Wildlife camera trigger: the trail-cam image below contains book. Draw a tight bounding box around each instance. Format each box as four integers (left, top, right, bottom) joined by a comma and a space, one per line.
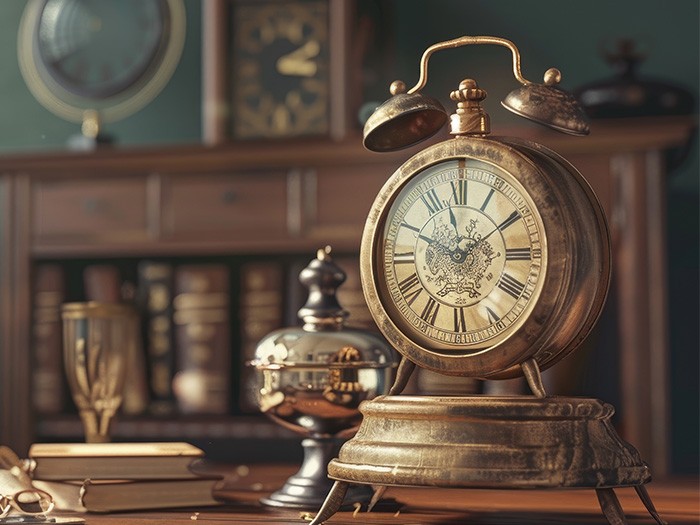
137, 261, 177, 414
238, 261, 285, 413
83, 263, 149, 415
28, 442, 204, 481
31, 264, 66, 414
172, 264, 231, 414
35, 477, 221, 513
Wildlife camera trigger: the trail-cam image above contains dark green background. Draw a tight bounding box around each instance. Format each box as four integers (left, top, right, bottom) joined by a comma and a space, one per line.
0, 0, 697, 473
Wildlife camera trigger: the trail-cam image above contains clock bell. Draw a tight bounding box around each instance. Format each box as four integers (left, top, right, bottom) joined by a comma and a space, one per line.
308, 36, 666, 525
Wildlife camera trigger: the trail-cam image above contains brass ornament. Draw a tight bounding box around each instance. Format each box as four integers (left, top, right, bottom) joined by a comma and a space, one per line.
309, 37, 665, 525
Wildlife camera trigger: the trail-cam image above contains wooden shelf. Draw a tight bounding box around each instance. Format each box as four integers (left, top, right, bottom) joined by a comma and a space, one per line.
35, 414, 298, 441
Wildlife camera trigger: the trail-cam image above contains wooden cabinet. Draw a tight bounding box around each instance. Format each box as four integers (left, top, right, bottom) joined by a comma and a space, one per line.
0, 118, 694, 472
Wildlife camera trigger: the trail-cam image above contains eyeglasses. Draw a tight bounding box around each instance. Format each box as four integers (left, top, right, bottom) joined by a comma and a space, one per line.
0, 488, 54, 521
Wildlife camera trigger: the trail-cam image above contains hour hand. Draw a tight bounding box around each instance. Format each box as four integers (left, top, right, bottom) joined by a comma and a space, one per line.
276, 40, 320, 77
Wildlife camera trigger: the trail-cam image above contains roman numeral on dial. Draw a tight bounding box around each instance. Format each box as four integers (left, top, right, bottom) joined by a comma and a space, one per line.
420, 188, 444, 215
453, 306, 467, 332
420, 297, 440, 324
450, 179, 468, 206
394, 251, 415, 264
497, 273, 526, 300
505, 248, 531, 261
398, 273, 422, 305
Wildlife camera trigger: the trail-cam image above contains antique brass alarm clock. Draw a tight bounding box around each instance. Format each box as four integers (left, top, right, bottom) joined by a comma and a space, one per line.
309, 37, 666, 525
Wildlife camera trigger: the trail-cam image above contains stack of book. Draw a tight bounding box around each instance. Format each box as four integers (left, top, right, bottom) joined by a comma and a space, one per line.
29, 442, 222, 513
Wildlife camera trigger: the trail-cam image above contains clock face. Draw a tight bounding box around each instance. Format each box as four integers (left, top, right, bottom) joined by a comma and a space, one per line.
379, 158, 547, 354
232, 0, 330, 139
34, 0, 167, 99
18, 0, 185, 123
362, 136, 611, 379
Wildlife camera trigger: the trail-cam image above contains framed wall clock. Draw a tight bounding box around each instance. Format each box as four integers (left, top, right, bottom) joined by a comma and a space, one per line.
231, 0, 330, 139
18, 0, 186, 128
202, 0, 353, 143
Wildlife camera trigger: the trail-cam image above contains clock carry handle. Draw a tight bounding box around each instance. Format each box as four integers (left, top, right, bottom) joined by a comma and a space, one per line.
401, 35, 590, 137
407, 35, 542, 94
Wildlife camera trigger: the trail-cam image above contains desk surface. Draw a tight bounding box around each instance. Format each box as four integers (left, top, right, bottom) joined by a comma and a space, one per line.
54, 465, 699, 525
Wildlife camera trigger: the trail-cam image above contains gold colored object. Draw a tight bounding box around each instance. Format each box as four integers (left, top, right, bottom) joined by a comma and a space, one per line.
248, 248, 396, 509
61, 302, 137, 443
309, 37, 665, 525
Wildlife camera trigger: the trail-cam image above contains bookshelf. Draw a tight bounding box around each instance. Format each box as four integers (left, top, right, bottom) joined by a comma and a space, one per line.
0, 117, 694, 470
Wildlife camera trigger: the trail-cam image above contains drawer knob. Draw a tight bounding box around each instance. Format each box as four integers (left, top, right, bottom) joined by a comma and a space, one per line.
222, 190, 237, 204
82, 198, 104, 214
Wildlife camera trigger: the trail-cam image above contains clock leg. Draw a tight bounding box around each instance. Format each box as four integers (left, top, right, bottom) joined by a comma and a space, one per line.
389, 357, 416, 395
308, 480, 349, 525
634, 485, 667, 525
521, 358, 547, 398
367, 485, 388, 512
595, 488, 628, 525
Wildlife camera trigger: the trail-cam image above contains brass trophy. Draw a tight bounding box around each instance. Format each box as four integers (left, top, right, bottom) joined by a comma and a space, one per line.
61, 302, 136, 443
309, 37, 666, 525
249, 247, 396, 509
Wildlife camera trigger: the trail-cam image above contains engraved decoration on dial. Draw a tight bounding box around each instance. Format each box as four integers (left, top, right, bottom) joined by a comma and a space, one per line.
382, 159, 546, 352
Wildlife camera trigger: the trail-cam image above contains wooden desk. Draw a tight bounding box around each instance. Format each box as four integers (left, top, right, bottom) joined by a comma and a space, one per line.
52, 465, 699, 524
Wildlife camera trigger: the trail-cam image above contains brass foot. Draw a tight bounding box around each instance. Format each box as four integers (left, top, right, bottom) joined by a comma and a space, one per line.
596, 488, 628, 525
308, 480, 348, 525
634, 485, 667, 525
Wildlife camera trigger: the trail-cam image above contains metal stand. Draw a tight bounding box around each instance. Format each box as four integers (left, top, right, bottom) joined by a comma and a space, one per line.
260, 437, 372, 510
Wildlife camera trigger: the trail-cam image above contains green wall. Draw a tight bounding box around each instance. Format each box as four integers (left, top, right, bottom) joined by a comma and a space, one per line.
0, 0, 202, 151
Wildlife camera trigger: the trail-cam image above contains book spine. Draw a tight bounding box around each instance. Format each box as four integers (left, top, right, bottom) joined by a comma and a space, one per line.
172, 264, 230, 414
31, 264, 66, 414
83, 264, 150, 415
238, 261, 284, 413
137, 261, 176, 415
82, 264, 122, 302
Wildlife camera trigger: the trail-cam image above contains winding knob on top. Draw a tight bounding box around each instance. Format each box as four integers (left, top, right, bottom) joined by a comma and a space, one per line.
449, 78, 491, 136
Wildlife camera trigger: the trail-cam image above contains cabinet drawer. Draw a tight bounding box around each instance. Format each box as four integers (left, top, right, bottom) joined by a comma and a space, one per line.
162, 172, 290, 238
32, 177, 149, 240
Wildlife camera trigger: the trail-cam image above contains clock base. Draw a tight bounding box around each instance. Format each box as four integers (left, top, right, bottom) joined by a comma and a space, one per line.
309, 395, 666, 525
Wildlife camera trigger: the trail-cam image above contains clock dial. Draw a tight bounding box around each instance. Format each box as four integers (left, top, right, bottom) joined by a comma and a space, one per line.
232, 0, 330, 139
18, 0, 185, 123
35, 0, 167, 99
380, 158, 546, 354
361, 136, 610, 379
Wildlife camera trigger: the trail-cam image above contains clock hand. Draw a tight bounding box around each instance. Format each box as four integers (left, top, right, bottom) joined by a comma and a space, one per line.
276, 40, 320, 77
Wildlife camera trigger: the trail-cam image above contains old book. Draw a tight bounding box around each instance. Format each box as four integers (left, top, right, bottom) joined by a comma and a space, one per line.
83, 263, 150, 415
137, 261, 177, 415
238, 261, 285, 413
82, 264, 123, 302
29, 442, 204, 481
172, 264, 230, 414
35, 477, 221, 513
31, 264, 66, 414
